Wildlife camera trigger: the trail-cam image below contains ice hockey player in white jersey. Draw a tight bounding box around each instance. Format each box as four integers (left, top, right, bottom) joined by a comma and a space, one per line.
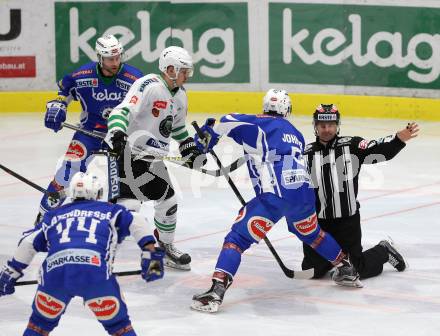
105, 46, 206, 270
0, 172, 165, 335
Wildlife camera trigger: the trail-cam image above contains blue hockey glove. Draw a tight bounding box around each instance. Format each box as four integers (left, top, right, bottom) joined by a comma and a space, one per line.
141, 248, 165, 282
45, 100, 67, 132
194, 118, 220, 153
0, 264, 23, 296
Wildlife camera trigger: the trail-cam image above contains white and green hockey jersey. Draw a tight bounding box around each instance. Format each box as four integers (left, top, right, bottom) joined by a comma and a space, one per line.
107, 73, 190, 156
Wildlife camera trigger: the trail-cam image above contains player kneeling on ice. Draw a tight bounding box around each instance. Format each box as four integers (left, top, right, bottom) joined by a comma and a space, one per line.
0, 172, 165, 336
190, 89, 363, 313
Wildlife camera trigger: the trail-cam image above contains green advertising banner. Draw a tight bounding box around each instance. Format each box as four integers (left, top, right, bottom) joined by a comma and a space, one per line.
55, 1, 249, 83
269, 3, 440, 89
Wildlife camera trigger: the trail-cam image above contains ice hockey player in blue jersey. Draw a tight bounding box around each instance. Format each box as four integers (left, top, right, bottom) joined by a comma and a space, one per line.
0, 172, 165, 335
37, 34, 143, 222
190, 89, 362, 313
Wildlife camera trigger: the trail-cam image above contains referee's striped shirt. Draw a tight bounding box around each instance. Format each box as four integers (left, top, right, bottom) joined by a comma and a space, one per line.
303, 134, 405, 219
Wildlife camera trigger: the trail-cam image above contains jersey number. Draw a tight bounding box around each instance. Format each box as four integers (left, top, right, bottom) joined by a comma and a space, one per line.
56, 217, 99, 244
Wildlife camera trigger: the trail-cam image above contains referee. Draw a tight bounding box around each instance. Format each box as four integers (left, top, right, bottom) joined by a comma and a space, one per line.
302, 104, 419, 279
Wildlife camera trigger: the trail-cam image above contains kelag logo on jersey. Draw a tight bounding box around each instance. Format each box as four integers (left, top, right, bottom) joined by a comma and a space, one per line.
55, 1, 249, 83
92, 89, 123, 102
269, 4, 440, 89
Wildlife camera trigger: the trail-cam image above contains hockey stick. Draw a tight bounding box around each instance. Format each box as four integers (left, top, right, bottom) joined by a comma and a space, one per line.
192, 121, 313, 280
62, 122, 245, 177
16, 270, 142, 286
0, 163, 51, 195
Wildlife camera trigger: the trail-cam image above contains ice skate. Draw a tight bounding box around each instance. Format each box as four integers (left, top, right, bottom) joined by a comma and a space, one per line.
155, 230, 191, 271
379, 239, 407, 272
191, 272, 232, 313
332, 257, 363, 288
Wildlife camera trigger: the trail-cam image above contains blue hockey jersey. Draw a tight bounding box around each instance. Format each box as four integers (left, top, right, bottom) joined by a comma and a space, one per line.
215, 114, 312, 199
12, 200, 154, 284
57, 62, 143, 132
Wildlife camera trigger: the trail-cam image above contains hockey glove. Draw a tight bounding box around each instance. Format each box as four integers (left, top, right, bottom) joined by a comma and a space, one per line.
107, 130, 128, 160
44, 100, 67, 132
141, 248, 165, 282
179, 137, 207, 169
194, 118, 220, 154
0, 263, 23, 296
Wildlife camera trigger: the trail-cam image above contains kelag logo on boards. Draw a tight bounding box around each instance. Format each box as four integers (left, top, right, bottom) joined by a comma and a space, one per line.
269, 4, 440, 89
55, 1, 249, 83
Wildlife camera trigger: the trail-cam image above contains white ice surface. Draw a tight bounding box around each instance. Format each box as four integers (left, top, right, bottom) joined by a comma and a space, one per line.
0, 113, 439, 335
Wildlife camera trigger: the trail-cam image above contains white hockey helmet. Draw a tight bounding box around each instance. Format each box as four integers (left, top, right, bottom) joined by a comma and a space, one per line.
158, 46, 193, 78
262, 89, 292, 118
69, 172, 104, 201
95, 34, 124, 65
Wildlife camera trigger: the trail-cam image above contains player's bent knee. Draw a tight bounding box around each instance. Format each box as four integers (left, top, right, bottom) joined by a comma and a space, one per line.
289, 213, 319, 243
224, 231, 252, 252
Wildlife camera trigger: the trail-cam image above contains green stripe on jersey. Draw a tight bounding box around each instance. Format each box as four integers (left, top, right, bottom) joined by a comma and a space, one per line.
172, 130, 189, 141
172, 125, 186, 133
108, 121, 127, 132
154, 219, 176, 232
108, 114, 129, 127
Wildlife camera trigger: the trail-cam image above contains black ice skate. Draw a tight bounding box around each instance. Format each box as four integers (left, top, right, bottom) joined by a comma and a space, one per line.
191, 271, 233, 313
332, 257, 363, 288
379, 239, 407, 272
154, 229, 191, 271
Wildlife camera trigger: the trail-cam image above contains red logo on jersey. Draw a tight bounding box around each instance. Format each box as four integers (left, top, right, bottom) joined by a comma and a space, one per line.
86, 296, 120, 321
129, 95, 138, 104
234, 207, 247, 223
153, 101, 168, 109
91, 255, 100, 265
247, 216, 274, 241
152, 108, 160, 117
293, 213, 318, 236
123, 72, 138, 81
358, 139, 368, 150
65, 140, 87, 162
72, 69, 93, 78
35, 291, 65, 319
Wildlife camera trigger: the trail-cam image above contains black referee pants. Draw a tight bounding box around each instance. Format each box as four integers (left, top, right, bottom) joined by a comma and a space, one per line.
301, 212, 389, 280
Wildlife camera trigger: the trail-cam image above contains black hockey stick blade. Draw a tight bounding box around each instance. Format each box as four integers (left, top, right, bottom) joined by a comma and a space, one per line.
0, 163, 48, 194
15, 269, 142, 286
